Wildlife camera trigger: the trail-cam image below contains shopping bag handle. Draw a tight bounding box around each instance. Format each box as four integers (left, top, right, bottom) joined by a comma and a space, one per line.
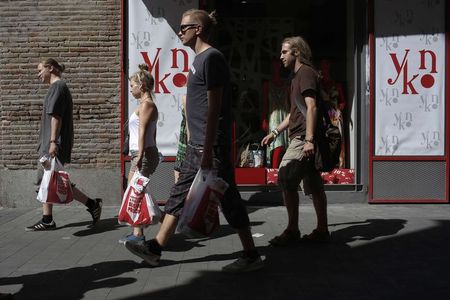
50, 157, 64, 171
199, 168, 217, 182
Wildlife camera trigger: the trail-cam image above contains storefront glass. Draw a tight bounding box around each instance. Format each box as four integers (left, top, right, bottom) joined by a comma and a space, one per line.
202, 0, 355, 185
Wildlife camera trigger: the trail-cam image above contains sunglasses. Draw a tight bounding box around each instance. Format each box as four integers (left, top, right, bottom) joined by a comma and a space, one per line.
179, 23, 199, 34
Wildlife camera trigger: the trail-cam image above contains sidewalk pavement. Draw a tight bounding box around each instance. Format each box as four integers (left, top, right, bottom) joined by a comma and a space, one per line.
1, 203, 450, 300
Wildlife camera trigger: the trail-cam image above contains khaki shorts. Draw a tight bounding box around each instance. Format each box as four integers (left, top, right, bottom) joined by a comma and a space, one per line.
129, 146, 159, 177
278, 136, 324, 195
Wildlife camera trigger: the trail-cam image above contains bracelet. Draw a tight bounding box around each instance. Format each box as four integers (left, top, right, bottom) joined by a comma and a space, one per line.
271, 129, 279, 137
50, 140, 59, 144
304, 139, 314, 144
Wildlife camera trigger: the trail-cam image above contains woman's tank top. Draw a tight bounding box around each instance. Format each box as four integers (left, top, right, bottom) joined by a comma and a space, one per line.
129, 111, 157, 150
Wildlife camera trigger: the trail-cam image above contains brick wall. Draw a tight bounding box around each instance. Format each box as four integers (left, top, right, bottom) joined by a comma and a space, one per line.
0, 0, 122, 170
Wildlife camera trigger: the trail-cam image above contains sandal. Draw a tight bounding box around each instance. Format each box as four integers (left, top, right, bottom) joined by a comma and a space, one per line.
302, 229, 330, 243
269, 230, 301, 246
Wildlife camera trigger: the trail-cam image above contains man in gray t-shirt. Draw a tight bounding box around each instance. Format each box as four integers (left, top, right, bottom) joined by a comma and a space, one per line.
26, 59, 102, 232
185, 47, 232, 147
37, 80, 73, 165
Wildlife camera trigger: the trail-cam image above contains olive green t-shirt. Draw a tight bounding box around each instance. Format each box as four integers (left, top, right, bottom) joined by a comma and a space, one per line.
288, 64, 319, 140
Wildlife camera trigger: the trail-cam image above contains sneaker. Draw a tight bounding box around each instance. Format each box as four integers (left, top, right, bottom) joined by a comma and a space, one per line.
87, 198, 103, 225
125, 241, 160, 266
118, 233, 145, 245
25, 220, 56, 231
301, 229, 331, 243
222, 255, 264, 273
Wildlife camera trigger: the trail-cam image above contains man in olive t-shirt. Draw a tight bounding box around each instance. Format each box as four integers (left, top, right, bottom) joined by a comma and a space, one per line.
261, 36, 330, 245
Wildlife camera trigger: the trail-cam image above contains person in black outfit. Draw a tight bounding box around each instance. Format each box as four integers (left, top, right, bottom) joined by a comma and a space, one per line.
125, 9, 264, 273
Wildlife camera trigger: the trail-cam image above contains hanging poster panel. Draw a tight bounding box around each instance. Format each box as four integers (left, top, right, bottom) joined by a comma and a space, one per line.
374, 0, 446, 156
128, 0, 197, 156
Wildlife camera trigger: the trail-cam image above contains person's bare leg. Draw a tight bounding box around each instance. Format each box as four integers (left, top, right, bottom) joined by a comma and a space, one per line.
237, 226, 256, 251
43, 203, 53, 216
72, 187, 88, 204
155, 214, 178, 247
311, 191, 328, 232
268, 189, 300, 245
133, 227, 144, 237
283, 189, 300, 232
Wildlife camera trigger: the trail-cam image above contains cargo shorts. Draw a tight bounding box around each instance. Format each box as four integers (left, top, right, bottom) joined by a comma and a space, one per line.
278, 136, 324, 195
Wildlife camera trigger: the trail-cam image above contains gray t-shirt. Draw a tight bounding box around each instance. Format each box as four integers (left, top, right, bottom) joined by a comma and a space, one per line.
37, 80, 74, 164
186, 47, 232, 146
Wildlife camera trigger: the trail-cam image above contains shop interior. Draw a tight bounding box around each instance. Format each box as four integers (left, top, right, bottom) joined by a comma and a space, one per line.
201, 0, 354, 185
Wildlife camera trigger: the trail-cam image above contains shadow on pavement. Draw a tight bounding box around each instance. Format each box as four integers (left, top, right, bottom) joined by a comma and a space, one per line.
55, 217, 126, 237
2, 219, 450, 299
122, 219, 450, 300
71, 218, 126, 237
0, 260, 145, 300
330, 218, 407, 242
163, 221, 265, 252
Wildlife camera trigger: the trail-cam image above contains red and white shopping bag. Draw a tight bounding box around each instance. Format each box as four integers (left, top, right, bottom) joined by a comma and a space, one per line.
177, 169, 229, 237
118, 171, 162, 227
37, 157, 74, 204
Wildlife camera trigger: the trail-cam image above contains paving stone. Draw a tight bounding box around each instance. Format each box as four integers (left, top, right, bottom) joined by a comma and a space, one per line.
1, 204, 450, 299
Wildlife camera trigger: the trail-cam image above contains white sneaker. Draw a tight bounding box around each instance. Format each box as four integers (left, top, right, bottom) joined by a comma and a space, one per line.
222, 255, 264, 273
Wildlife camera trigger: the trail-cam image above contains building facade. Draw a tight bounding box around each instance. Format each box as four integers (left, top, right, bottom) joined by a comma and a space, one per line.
1, 0, 448, 207
0, 0, 122, 207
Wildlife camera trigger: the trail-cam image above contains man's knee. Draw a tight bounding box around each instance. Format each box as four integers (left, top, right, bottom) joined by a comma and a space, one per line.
278, 165, 301, 191
312, 191, 327, 202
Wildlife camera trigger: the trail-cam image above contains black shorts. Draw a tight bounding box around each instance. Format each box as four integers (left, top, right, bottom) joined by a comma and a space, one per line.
164, 144, 250, 229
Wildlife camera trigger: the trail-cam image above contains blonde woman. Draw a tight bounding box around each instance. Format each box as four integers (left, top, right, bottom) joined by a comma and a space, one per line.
119, 64, 160, 244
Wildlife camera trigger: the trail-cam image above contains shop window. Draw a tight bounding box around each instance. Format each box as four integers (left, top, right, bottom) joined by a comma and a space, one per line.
202, 0, 353, 185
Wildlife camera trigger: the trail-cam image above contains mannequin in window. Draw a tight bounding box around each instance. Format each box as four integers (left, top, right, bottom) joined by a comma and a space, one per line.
319, 58, 346, 168
262, 59, 289, 168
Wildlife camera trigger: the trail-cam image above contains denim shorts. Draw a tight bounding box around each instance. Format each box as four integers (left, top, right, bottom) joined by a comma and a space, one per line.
278, 136, 324, 195
164, 144, 250, 229
129, 146, 159, 177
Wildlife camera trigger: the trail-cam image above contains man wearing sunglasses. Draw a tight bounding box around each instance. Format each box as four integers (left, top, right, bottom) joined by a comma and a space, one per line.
125, 9, 264, 273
